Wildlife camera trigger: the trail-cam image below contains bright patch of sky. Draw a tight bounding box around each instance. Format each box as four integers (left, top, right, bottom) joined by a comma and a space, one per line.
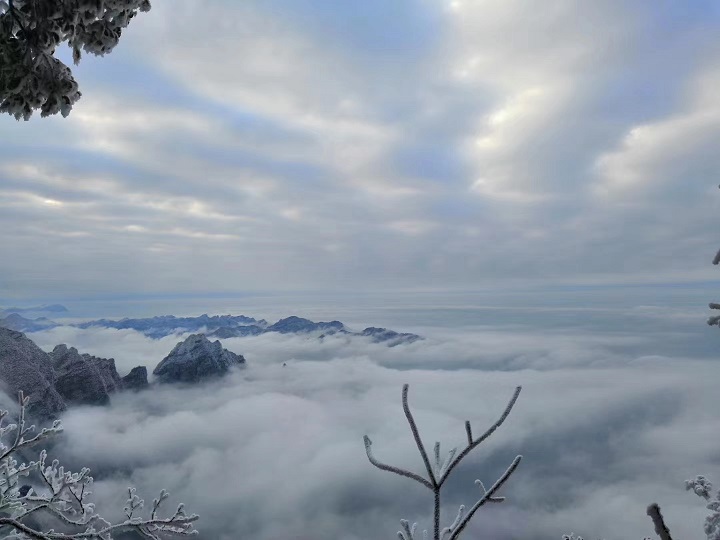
1, 1, 720, 299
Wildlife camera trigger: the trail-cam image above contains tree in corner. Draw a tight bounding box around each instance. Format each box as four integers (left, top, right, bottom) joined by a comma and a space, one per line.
0, 0, 151, 120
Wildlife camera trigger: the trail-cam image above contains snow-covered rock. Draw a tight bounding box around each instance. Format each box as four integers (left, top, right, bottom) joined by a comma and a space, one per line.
0, 328, 66, 418
49, 345, 123, 406
153, 334, 245, 384
122, 366, 149, 391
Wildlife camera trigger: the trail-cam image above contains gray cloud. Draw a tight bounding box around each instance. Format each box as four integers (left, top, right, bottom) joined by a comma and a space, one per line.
1, 2, 718, 298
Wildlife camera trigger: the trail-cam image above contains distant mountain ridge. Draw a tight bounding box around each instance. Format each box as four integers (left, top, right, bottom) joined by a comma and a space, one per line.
0, 313, 58, 332
76, 314, 266, 339
82, 314, 421, 345
0, 313, 422, 346
1, 304, 68, 315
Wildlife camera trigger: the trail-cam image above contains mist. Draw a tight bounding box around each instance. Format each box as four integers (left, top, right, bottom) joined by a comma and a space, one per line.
20, 300, 720, 540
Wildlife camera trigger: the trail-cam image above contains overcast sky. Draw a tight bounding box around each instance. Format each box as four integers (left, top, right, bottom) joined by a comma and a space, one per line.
2, 1, 720, 300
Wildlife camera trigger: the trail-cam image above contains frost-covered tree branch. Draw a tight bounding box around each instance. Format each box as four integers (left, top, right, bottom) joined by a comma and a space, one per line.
364, 384, 522, 540
709, 186, 720, 325
686, 475, 720, 540
0, 0, 151, 120
646, 503, 673, 540
0, 390, 198, 539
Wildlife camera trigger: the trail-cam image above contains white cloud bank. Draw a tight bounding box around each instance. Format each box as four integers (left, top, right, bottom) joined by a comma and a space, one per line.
16, 321, 720, 540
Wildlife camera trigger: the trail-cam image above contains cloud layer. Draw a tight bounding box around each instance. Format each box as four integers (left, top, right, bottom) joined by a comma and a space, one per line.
18, 302, 720, 540
1, 1, 719, 298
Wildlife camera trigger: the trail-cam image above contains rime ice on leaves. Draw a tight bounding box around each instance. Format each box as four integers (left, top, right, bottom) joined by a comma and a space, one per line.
0, 390, 199, 539
687, 475, 720, 540
0, 0, 151, 119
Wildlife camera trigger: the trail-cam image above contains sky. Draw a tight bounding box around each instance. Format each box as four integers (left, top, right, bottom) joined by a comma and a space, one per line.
3, 4, 720, 538
2, 1, 720, 300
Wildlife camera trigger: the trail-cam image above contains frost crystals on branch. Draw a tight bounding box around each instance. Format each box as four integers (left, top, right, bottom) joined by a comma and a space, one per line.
709, 186, 720, 326
687, 475, 720, 540
0, 390, 199, 539
0, 0, 152, 119
364, 383, 522, 540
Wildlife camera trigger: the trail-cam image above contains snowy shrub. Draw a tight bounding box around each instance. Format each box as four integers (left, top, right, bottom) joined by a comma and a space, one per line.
687, 475, 720, 540
0, 0, 151, 120
0, 390, 198, 539
364, 383, 522, 540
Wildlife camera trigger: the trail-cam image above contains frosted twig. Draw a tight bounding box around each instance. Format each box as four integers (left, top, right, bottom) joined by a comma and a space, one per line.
364, 384, 522, 540
440, 505, 464, 540
686, 475, 720, 540
364, 436, 433, 490
402, 385, 437, 487
646, 503, 673, 540
0, 389, 199, 539
439, 386, 522, 487
448, 455, 522, 540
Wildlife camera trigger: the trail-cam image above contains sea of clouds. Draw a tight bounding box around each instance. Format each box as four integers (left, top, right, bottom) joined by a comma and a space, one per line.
17, 299, 720, 540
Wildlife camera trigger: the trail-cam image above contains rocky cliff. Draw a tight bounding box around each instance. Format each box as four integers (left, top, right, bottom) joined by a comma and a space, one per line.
49, 345, 123, 406
122, 366, 149, 391
0, 328, 66, 418
153, 334, 245, 384
0, 328, 152, 416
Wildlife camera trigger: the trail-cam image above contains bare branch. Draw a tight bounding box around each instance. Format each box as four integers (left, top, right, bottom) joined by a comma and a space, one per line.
364, 436, 433, 490
646, 503, 673, 540
474, 479, 505, 503
448, 455, 522, 540
365, 384, 522, 540
439, 386, 522, 487
398, 519, 418, 540
0, 517, 51, 539
402, 384, 437, 487
440, 505, 464, 540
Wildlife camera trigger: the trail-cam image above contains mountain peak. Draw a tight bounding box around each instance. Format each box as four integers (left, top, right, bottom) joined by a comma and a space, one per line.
0, 328, 66, 418
153, 334, 245, 384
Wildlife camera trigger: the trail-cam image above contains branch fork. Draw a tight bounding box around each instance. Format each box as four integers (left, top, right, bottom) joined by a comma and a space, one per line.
364, 384, 522, 540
